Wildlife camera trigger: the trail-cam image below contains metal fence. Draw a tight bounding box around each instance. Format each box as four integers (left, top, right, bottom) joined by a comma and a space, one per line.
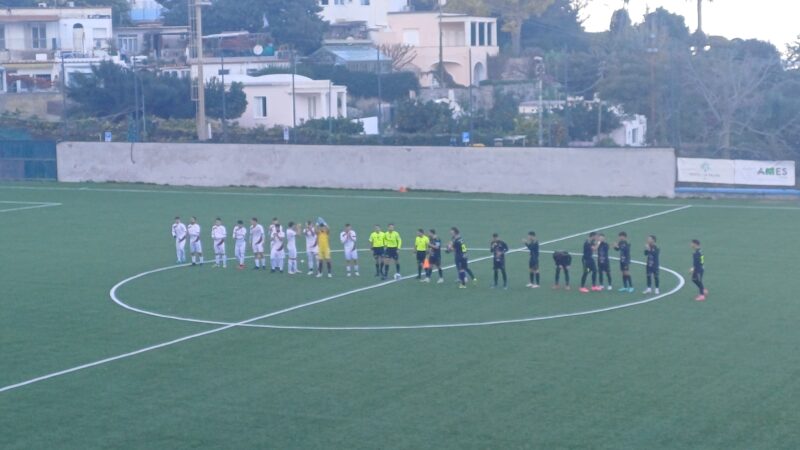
0, 140, 57, 180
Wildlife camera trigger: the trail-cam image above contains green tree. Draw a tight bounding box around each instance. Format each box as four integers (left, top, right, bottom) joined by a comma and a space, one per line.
159, 0, 326, 55
448, 0, 555, 56
394, 100, 454, 134
520, 0, 588, 52
67, 61, 246, 121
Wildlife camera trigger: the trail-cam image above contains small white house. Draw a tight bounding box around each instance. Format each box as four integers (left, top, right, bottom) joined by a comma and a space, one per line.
609, 114, 647, 147
318, 0, 410, 32
225, 74, 347, 129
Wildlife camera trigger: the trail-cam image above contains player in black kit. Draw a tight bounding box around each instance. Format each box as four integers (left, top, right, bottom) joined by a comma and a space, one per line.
580, 232, 599, 293
552, 250, 572, 290
643, 235, 660, 295
490, 233, 509, 289
425, 229, 444, 283
524, 231, 540, 288
614, 231, 634, 292
597, 233, 612, 290
691, 239, 708, 301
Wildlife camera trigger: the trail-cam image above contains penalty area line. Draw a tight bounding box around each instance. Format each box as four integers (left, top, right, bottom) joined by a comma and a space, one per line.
0, 205, 692, 394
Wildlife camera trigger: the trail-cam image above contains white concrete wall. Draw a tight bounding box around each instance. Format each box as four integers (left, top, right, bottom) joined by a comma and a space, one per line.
57, 142, 676, 198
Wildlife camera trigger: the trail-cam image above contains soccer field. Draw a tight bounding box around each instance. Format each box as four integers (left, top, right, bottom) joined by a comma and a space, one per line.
2, 182, 799, 449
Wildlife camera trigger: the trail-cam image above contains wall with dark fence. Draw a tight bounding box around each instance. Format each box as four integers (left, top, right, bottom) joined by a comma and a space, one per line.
0, 140, 57, 180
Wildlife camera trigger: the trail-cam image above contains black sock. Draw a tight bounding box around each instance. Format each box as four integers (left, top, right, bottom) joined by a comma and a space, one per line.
466, 268, 475, 279
647, 274, 652, 287
564, 269, 570, 285
555, 268, 561, 284
494, 270, 499, 285
438, 267, 443, 278
530, 273, 534, 283
375, 263, 380, 275
591, 271, 597, 286
501, 269, 507, 285
581, 271, 589, 287
327, 261, 332, 273
654, 275, 660, 288
418, 264, 422, 277
535, 272, 540, 284
396, 263, 400, 274
606, 272, 612, 285
599, 272, 604, 284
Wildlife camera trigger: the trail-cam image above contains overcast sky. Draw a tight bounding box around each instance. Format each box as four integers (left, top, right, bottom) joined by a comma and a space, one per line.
581, 0, 799, 51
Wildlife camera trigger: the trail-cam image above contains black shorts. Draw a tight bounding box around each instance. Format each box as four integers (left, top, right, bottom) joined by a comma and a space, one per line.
582, 258, 597, 272
456, 257, 469, 270
620, 261, 630, 272
429, 254, 441, 266
529, 258, 539, 270
647, 266, 659, 275
493, 259, 505, 269
598, 262, 610, 272
692, 270, 704, 283
416, 251, 427, 263
385, 248, 399, 260
372, 247, 384, 257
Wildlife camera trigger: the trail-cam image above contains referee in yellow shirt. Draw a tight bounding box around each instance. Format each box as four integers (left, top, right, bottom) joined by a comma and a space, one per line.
369, 225, 386, 277
382, 223, 402, 280
414, 228, 430, 281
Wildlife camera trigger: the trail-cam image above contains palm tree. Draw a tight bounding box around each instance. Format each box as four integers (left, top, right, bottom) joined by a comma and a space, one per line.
695, 0, 713, 34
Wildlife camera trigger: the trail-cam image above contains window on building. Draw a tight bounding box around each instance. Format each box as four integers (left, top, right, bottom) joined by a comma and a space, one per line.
470, 22, 477, 46
118, 35, 139, 54
631, 128, 639, 145
487, 23, 493, 46
0, 25, 5, 50
478, 22, 485, 46
334, 0, 344, 4
93, 28, 108, 49
254, 96, 268, 118
319, 0, 328, 5
31, 24, 47, 49
360, 0, 370, 4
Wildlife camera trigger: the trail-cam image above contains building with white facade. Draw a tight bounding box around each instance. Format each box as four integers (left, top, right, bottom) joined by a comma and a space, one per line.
318, 0, 409, 32
374, 11, 498, 87
0, 6, 114, 93
225, 74, 347, 129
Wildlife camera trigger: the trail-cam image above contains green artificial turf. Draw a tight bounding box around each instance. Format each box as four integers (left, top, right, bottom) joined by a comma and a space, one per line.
1, 182, 799, 449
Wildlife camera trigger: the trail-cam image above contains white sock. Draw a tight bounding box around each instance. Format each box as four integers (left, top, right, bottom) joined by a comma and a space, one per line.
346, 266, 351, 273
222, 255, 227, 266
354, 265, 359, 273
200, 256, 204, 264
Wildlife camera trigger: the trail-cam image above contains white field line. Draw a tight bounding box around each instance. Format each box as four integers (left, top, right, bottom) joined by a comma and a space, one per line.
0, 201, 61, 213
0, 205, 691, 394
3, 183, 800, 210
110, 252, 684, 330
0, 184, 681, 208
109, 205, 693, 329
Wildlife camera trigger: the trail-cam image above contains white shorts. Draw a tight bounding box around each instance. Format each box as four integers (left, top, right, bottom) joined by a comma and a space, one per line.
271, 248, 285, 258
287, 247, 298, 259
252, 243, 264, 254
176, 238, 186, 250
345, 248, 358, 261
189, 239, 202, 254
214, 239, 225, 254
235, 240, 246, 256
306, 247, 318, 255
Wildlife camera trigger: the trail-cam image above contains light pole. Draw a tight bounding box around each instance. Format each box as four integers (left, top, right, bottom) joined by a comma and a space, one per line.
291, 49, 297, 130
437, 0, 444, 87
534, 56, 544, 147
203, 32, 246, 143
376, 45, 383, 143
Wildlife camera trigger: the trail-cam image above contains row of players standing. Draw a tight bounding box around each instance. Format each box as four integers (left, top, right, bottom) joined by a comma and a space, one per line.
171, 217, 708, 301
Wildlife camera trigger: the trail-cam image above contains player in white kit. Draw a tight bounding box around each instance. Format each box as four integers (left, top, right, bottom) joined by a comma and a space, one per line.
211, 217, 227, 268
270, 223, 286, 273
232, 220, 247, 269
250, 217, 266, 270
187, 216, 203, 266
340, 224, 360, 277
303, 220, 319, 275
171, 216, 187, 263
286, 222, 300, 274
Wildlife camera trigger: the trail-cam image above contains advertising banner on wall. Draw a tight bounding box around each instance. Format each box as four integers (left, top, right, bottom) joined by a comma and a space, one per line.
677, 158, 796, 186
677, 158, 735, 184
733, 160, 795, 186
